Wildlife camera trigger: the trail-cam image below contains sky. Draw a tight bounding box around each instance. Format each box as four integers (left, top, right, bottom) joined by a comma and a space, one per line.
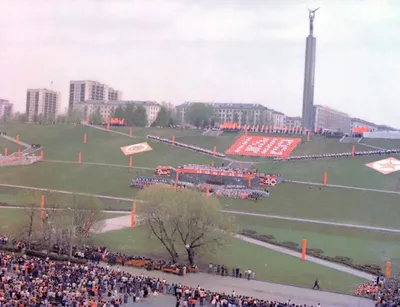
0, 0, 399, 127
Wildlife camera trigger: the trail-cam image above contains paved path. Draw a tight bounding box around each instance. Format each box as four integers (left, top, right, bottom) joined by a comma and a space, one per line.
222, 210, 400, 234
82, 123, 142, 139
96, 214, 374, 280
97, 263, 373, 307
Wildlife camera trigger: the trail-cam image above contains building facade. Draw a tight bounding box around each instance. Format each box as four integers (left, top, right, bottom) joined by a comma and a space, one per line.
26, 89, 60, 121
0, 99, 13, 120
284, 116, 302, 128
68, 80, 121, 112
351, 118, 379, 132
75, 100, 160, 126
176, 102, 278, 127
313, 105, 350, 133
271, 110, 285, 128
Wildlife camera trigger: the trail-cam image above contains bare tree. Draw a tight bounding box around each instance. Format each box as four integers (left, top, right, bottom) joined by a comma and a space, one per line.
23, 203, 37, 250
137, 186, 180, 263
137, 186, 232, 265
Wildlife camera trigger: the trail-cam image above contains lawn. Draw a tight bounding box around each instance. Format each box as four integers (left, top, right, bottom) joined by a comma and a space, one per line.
91, 226, 366, 294
255, 156, 400, 191
233, 215, 400, 270
0, 123, 224, 166
360, 138, 400, 149
0, 207, 124, 234
0, 165, 399, 228
0, 137, 23, 156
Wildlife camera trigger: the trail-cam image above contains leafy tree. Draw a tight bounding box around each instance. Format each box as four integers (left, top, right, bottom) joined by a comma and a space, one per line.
186, 103, 214, 128
17, 113, 28, 123
154, 106, 170, 127
123, 105, 135, 126
137, 186, 232, 265
37, 114, 46, 123
132, 105, 148, 127
89, 108, 103, 125
112, 106, 125, 119
66, 110, 82, 124
57, 114, 67, 124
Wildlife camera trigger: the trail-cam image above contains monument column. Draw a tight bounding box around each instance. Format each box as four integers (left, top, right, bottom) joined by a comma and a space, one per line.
302, 8, 319, 131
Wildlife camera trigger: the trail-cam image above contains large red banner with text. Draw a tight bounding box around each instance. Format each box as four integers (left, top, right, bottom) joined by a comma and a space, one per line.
225, 136, 301, 157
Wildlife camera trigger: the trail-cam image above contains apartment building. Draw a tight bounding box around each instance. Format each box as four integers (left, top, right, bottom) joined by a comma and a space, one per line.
68, 80, 122, 111
313, 105, 351, 133
26, 89, 60, 121
270, 110, 285, 128
284, 116, 302, 128
75, 100, 160, 126
0, 99, 13, 119
176, 102, 279, 126
351, 118, 379, 132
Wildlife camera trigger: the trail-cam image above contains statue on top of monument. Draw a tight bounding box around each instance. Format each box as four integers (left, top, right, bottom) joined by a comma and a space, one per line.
308, 7, 320, 36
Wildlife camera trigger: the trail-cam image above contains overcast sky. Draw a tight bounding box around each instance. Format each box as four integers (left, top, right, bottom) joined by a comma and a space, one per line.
0, 0, 399, 126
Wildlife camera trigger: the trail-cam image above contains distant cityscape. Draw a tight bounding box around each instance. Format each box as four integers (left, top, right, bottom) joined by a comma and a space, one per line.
0, 78, 397, 133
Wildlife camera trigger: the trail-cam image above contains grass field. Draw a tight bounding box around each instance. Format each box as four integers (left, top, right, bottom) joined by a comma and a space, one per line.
359, 138, 400, 149
0, 207, 124, 234
0, 123, 400, 294
0, 137, 23, 155
91, 226, 367, 294
0, 163, 399, 228
234, 215, 400, 270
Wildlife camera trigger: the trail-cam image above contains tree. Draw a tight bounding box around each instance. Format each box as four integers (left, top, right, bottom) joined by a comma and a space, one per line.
67, 110, 82, 124
17, 113, 28, 123
123, 105, 135, 126
23, 204, 37, 250
132, 105, 148, 127
137, 186, 232, 265
186, 103, 214, 128
112, 106, 125, 119
154, 106, 170, 127
89, 108, 103, 125
37, 114, 46, 123
56, 114, 67, 124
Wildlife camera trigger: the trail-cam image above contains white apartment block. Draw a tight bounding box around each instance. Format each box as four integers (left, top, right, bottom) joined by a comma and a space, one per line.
284, 116, 302, 128
26, 89, 60, 121
176, 102, 279, 126
313, 105, 351, 133
270, 110, 285, 128
75, 100, 160, 126
68, 80, 122, 111
0, 99, 13, 119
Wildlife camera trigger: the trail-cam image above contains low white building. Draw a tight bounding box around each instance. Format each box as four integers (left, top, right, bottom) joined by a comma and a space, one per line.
271, 110, 285, 128
284, 116, 302, 128
75, 100, 160, 126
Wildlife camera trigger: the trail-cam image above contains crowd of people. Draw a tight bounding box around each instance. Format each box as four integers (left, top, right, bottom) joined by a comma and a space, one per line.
211, 188, 269, 201
0, 251, 325, 307
275, 149, 400, 162
147, 135, 226, 158
354, 275, 399, 306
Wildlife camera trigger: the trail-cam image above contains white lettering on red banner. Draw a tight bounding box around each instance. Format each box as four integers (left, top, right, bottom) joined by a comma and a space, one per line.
225, 136, 301, 157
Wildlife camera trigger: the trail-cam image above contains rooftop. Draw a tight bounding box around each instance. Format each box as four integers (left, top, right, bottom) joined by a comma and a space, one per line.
314, 105, 350, 117
78, 100, 159, 107
177, 102, 269, 110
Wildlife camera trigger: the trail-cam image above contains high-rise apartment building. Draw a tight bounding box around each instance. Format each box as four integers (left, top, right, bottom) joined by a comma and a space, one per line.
68, 80, 121, 112
26, 89, 60, 121
0, 99, 13, 120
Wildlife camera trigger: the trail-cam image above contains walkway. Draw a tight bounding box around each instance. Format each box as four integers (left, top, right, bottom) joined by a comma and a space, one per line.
97, 263, 373, 307
95, 213, 374, 280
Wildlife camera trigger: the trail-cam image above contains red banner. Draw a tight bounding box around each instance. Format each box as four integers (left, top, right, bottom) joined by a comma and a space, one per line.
155, 167, 171, 177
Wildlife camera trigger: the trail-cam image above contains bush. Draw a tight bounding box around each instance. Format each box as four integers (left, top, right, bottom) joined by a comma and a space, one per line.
0, 245, 20, 253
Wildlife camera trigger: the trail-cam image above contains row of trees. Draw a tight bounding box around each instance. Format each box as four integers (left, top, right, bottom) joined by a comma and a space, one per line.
9, 191, 104, 258
137, 186, 232, 265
